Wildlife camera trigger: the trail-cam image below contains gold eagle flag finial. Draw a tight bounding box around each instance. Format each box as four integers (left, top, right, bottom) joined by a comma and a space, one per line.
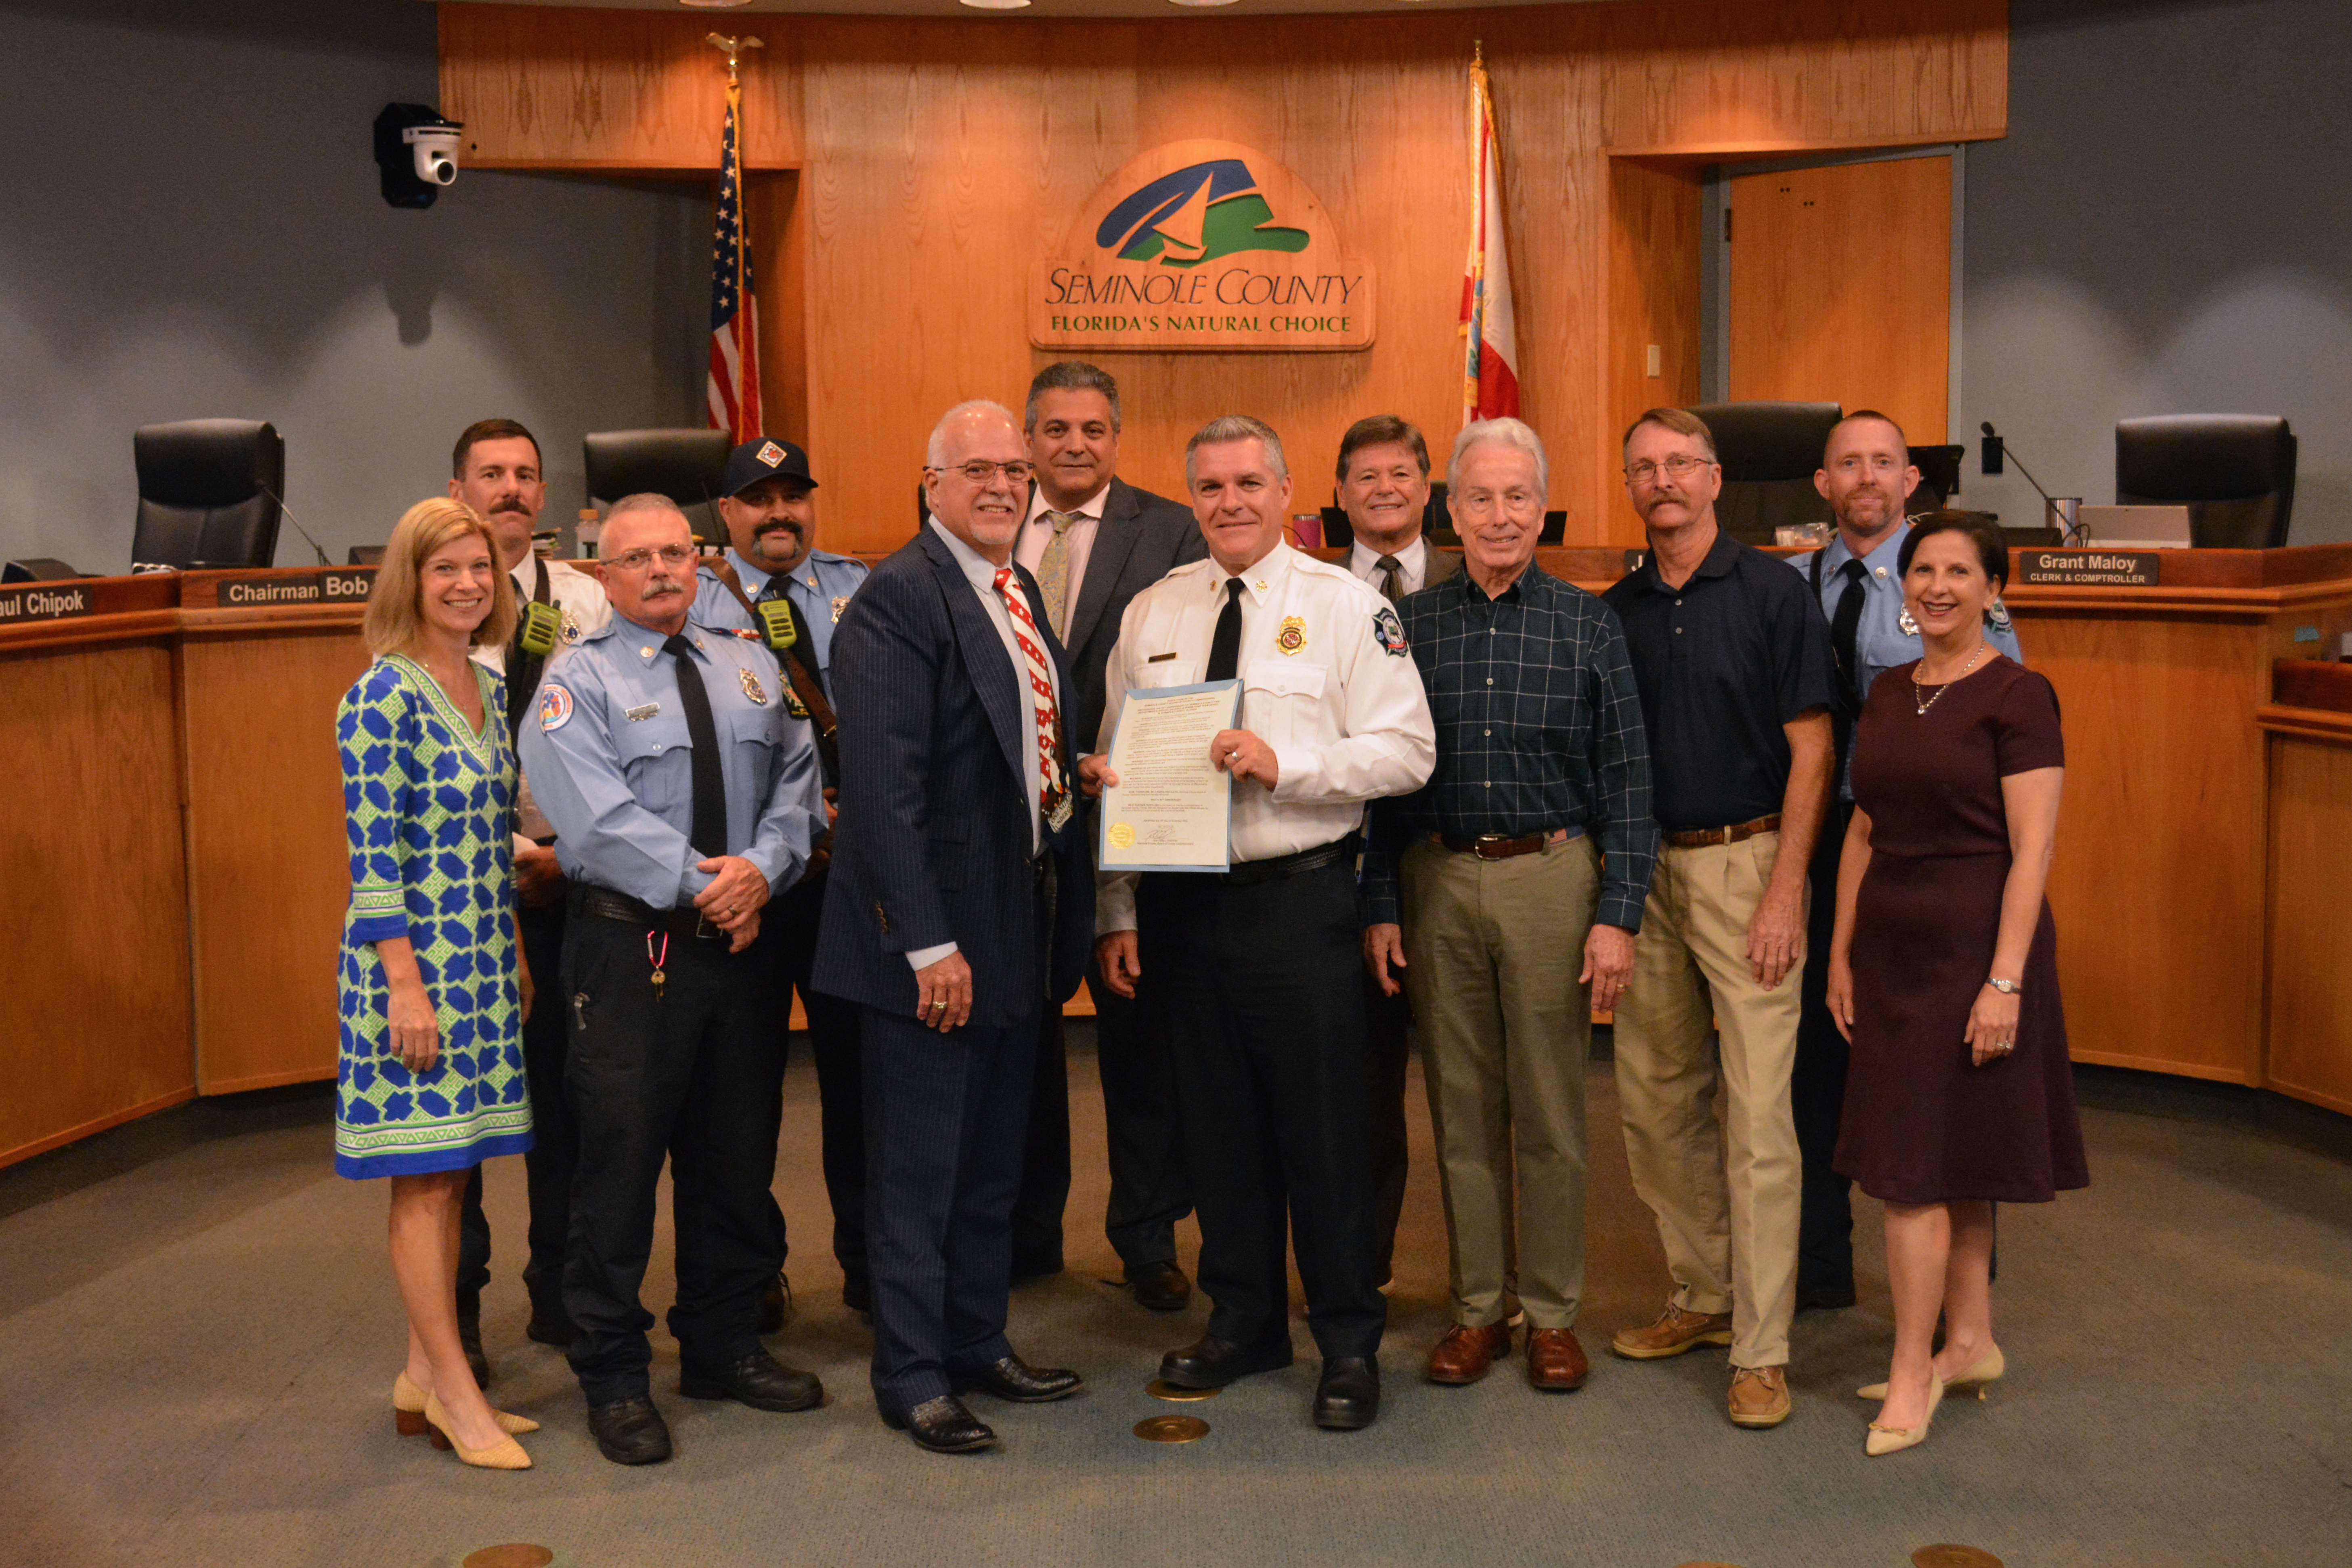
706, 33, 765, 86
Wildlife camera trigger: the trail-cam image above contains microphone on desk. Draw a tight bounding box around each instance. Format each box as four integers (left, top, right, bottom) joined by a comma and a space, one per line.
1980, 423, 2084, 543
256, 481, 334, 568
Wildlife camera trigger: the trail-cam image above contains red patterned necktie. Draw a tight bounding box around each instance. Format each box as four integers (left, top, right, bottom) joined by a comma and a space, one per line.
994, 567, 1072, 832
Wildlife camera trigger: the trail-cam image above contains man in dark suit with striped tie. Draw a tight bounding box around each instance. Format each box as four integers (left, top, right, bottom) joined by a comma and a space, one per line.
813, 399, 1095, 1454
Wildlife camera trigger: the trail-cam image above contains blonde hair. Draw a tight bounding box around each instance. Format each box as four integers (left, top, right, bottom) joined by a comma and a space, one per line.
363, 497, 517, 658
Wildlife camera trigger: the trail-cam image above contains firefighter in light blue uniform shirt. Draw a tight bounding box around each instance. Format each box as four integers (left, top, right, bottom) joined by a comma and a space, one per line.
691, 436, 870, 694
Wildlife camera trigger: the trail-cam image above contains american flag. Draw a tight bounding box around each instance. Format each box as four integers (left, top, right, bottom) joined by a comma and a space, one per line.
707, 73, 762, 441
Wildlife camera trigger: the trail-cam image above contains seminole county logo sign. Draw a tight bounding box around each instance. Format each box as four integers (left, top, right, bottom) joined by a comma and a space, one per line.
1031, 140, 1375, 352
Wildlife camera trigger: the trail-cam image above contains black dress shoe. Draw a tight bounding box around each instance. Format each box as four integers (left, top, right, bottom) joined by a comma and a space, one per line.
1797, 1281, 1857, 1312
1158, 1335, 1294, 1389
1127, 1260, 1192, 1313
843, 1274, 872, 1317
587, 1394, 673, 1465
757, 1271, 792, 1334
679, 1350, 824, 1412
524, 1312, 575, 1347
457, 1310, 490, 1390
955, 1354, 1083, 1403
882, 1394, 997, 1453
1313, 1356, 1380, 1430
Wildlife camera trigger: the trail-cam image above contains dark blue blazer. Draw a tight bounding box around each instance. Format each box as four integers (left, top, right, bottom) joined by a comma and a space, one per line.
813, 523, 1092, 1027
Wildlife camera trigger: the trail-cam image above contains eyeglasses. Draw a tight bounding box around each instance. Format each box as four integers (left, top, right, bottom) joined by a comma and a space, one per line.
604, 545, 699, 572
1623, 454, 1715, 485
1455, 488, 1540, 516
927, 459, 1036, 486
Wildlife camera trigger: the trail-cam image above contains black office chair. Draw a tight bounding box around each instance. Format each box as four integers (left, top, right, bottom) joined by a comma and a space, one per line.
583, 428, 733, 543
1684, 402, 1843, 544
130, 419, 284, 569
2116, 415, 2297, 549
1910, 444, 1965, 509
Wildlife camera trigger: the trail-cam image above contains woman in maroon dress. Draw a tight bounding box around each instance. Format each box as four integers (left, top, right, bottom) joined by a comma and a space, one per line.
1826, 512, 2086, 1458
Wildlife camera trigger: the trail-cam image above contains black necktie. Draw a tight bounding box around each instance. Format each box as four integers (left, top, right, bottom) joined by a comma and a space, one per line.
664, 634, 729, 862
1205, 578, 1245, 683
1375, 554, 1405, 604
1829, 558, 1868, 757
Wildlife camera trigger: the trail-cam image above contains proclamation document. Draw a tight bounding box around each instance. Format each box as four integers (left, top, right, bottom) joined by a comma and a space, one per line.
1097, 679, 1243, 872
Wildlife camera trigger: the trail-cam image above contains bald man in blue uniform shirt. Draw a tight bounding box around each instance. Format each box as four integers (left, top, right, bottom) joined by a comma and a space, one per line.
692, 438, 878, 1317
1783, 411, 2022, 1309
520, 493, 825, 1466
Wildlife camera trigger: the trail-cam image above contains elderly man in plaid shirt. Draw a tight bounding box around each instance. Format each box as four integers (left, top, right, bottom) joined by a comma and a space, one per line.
1362, 417, 1656, 1395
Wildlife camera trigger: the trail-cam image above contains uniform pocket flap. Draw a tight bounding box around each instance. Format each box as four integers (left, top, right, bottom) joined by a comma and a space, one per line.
1243, 659, 1325, 700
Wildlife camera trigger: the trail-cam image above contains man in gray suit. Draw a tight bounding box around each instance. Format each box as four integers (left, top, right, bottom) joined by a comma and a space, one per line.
1012, 361, 1207, 1310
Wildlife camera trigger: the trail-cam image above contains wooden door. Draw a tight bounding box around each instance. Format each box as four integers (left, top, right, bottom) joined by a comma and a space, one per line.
1728, 156, 1952, 442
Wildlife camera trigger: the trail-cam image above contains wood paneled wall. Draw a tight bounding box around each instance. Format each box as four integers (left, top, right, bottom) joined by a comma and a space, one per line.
441, 0, 2006, 554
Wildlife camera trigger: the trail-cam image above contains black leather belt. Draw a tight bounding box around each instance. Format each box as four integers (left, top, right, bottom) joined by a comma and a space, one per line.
1220, 837, 1354, 887
575, 885, 726, 941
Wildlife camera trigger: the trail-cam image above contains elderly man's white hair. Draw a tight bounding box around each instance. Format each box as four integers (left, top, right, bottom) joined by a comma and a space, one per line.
1448, 417, 1549, 499
604, 491, 691, 527
926, 399, 1022, 467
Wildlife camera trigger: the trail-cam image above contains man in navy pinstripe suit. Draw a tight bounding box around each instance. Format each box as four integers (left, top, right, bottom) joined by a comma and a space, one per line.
813, 400, 1095, 1453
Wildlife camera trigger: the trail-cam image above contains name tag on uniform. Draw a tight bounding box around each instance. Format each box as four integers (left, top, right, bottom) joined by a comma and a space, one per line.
625, 702, 660, 722
1147, 652, 1179, 663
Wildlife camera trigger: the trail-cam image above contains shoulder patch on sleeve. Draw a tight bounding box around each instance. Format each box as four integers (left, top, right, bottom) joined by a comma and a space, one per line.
538, 683, 575, 732
1373, 604, 1409, 656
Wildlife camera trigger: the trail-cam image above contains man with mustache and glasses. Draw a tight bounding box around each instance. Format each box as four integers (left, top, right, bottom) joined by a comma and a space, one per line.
447, 417, 610, 1381
519, 495, 826, 1465
1600, 407, 1836, 1432
693, 439, 876, 1324
1781, 412, 2021, 1312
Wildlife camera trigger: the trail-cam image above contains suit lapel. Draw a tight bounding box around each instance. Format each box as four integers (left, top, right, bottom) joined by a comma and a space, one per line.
920, 528, 1029, 794
1064, 479, 1142, 657
1424, 545, 1465, 586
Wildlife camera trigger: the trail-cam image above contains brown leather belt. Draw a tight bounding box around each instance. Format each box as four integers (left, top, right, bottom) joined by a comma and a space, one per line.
575, 885, 727, 941
1662, 813, 1781, 849
1434, 827, 1578, 861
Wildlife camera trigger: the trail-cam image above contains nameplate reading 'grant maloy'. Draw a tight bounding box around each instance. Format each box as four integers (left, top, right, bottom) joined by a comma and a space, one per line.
1032, 140, 1376, 352
2015, 549, 2161, 588
214, 569, 374, 607
0, 583, 94, 625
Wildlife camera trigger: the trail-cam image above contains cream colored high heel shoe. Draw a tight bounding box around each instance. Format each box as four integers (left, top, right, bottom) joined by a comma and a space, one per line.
1856, 1345, 2004, 1401
394, 1372, 541, 1438
1864, 1373, 1945, 1457
423, 1392, 532, 1470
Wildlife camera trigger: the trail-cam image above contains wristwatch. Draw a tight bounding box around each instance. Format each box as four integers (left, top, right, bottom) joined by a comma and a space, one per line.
1985, 977, 2022, 995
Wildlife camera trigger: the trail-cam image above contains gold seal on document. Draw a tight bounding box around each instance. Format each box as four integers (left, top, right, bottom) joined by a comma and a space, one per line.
1275, 615, 1307, 655
1134, 1415, 1209, 1443
1107, 822, 1136, 850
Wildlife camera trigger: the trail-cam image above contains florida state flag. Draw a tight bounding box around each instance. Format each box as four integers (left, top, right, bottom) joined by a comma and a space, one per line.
1460, 50, 1521, 422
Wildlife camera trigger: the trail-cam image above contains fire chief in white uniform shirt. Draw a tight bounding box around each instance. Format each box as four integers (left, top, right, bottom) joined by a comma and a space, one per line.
1086, 414, 1433, 1434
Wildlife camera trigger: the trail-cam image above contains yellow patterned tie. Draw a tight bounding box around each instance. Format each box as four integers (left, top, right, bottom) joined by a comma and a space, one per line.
1038, 510, 1077, 641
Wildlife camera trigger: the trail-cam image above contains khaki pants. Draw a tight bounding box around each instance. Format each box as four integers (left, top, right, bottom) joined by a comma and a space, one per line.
1612, 834, 1803, 1368
1400, 834, 1597, 1332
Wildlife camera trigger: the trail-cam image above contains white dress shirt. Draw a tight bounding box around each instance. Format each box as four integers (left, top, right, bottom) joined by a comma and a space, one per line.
1095, 541, 1436, 933
1348, 532, 1431, 597
1016, 482, 1110, 625
908, 516, 1067, 971
472, 553, 612, 844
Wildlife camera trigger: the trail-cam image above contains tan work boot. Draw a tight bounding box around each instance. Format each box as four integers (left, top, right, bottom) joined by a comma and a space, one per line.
1609, 1300, 1735, 1360
1727, 1365, 1791, 1428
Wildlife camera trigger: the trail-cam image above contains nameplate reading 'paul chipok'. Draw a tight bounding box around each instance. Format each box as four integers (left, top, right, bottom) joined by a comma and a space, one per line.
1032, 140, 1377, 353
213, 569, 375, 606
0, 583, 93, 624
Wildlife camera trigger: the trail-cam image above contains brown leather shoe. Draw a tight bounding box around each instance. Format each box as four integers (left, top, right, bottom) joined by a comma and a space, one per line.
1727, 1364, 1791, 1428
1610, 1300, 1735, 1360
1423, 1322, 1512, 1385
1525, 1327, 1589, 1391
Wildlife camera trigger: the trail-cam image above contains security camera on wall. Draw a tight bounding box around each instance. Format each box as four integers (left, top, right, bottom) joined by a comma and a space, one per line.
373, 103, 465, 208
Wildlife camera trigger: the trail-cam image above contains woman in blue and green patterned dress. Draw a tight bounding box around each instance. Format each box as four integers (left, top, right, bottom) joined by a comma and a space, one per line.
336, 497, 537, 1470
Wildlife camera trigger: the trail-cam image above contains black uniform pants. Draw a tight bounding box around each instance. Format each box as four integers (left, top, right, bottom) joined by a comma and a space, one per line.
1794, 797, 1858, 1296
1140, 857, 1386, 1361
560, 900, 784, 1404
1362, 976, 1413, 1286
1092, 981, 1193, 1274
766, 876, 868, 1293
456, 897, 577, 1326
862, 1005, 1038, 1414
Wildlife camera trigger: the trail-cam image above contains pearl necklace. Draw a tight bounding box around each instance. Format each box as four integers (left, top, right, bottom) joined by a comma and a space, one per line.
1912, 643, 1987, 715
